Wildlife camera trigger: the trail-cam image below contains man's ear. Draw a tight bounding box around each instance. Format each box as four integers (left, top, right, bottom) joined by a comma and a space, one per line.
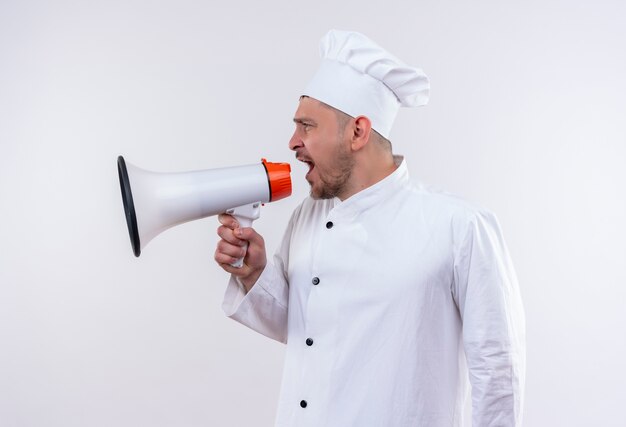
350, 116, 372, 151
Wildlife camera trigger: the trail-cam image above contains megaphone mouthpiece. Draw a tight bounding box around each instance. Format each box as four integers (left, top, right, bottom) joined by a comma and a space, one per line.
261, 158, 292, 202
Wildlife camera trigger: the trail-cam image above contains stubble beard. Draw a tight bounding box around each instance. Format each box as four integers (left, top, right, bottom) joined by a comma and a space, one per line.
309, 141, 355, 200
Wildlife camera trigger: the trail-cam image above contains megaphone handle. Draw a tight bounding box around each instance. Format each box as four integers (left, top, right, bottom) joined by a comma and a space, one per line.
226, 203, 262, 268
231, 216, 252, 268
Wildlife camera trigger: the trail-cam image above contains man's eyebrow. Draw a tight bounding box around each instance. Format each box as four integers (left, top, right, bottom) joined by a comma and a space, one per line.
293, 117, 317, 125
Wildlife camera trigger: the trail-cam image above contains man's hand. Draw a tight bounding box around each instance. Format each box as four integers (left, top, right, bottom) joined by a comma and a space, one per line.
214, 214, 267, 292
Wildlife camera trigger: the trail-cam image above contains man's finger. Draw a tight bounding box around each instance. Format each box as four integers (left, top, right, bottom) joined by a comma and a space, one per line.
217, 213, 239, 229
217, 225, 247, 246
216, 240, 246, 258
215, 253, 243, 268
237, 227, 265, 248
218, 262, 250, 275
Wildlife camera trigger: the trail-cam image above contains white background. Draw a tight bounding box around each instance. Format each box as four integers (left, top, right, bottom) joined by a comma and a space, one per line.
1, 1, 625, 426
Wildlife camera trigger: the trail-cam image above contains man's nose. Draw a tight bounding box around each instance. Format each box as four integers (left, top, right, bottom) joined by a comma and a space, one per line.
288, 131, 302, 151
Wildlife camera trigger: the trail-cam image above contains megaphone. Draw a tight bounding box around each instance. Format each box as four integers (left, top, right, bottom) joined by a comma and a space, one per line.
117, 156, 291, 266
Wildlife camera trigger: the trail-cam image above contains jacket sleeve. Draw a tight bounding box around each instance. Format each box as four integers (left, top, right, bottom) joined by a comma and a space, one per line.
221, 207, 298, 344
452, 209, 526, 426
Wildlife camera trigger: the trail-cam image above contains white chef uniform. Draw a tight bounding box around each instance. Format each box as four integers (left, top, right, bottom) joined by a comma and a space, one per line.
221, 29, 525, 426
222, 156, 526, 426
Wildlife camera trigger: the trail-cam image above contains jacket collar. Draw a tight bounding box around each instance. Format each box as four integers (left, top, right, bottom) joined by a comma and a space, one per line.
329, 155, 409, 220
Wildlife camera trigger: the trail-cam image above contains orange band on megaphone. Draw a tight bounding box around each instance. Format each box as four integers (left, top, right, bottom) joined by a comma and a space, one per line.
262, 158, 292, 202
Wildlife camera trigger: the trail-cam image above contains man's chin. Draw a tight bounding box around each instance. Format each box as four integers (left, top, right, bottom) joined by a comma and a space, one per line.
309, 186, 335, 200
307, 177, 337, 200
308, 183, 323, 200
309, 187, 322, 200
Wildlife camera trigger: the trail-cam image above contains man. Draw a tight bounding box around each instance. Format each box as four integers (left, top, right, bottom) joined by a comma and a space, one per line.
214, 30, 525, 427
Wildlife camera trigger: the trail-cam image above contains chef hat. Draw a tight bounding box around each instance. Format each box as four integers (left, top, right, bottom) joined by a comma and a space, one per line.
303, 30, 430, 139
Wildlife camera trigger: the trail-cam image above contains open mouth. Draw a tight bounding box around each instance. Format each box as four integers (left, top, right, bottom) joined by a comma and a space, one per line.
305, 161, 314, 174
298, 157, 315, 176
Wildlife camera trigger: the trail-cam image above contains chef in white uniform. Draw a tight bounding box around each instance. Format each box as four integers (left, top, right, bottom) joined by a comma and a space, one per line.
214, 30, 526, 427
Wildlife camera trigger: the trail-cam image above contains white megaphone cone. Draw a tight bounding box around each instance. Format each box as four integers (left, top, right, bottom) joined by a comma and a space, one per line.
117, 156, 291, 266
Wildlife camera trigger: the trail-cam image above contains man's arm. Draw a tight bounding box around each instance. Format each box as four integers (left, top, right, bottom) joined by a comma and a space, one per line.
215, 212, 293, 343
452, 210, 526, 426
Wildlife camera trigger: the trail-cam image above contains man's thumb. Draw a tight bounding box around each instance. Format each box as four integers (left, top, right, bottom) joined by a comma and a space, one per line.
237, 227, 263, 246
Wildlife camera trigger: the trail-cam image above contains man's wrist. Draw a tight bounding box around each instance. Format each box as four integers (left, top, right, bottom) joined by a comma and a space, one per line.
239, 266, 264, 293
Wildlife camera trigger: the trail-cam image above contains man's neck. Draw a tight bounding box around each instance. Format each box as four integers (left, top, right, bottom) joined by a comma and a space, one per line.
337, 153, 398, 201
